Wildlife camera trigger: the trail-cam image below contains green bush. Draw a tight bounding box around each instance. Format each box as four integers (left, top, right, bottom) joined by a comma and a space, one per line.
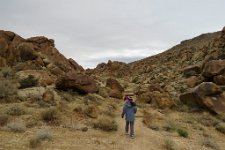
19, 75, 38, 89
177, 129, 188, 138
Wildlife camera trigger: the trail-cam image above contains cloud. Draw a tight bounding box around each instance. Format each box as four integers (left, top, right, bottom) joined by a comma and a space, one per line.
0, 0, 225, 68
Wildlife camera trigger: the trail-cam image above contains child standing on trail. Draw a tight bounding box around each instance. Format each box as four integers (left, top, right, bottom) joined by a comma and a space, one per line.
122, 95, 137, 139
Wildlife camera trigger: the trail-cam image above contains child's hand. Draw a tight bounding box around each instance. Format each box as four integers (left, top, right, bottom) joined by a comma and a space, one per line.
121, 114, 124, 118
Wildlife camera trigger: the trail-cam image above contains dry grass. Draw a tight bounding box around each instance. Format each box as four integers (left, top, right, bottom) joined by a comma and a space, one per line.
197, 113, 219, 127
73, 104, 99, 118
7, 121, 26, 133
202, 137, 220, 150
0, 79, 17, 100
29, 129, 53, 148
7, 105, 25, 116
92, 115, 118, 131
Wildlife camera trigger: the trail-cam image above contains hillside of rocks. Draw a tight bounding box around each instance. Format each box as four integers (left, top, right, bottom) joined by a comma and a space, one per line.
92, 27, 225, 113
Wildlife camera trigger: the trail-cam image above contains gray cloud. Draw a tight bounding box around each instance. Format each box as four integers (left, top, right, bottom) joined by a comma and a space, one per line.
1, 0, 225, 68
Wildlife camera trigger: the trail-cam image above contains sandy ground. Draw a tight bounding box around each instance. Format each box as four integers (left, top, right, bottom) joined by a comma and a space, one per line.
1, 103, 225, 150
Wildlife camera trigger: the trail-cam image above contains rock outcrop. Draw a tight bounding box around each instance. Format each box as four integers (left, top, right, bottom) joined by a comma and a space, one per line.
55, 72, 99, 94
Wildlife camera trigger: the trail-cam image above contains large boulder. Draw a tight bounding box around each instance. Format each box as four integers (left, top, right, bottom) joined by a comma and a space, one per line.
202, 60, 225, 77
183, 65, 201, 77
214, 73, 225, 85
109, 89, 123, 99
106, 78, 124, 92
55, 72, 99, 94
180, 82, 225, 114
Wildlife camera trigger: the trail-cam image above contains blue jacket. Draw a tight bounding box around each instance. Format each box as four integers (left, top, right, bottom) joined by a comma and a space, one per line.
122, 102, 137, 122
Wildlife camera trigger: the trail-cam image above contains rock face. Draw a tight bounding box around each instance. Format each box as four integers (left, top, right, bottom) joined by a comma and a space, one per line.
202, 60, 225, 78
180, 82, 225, 114
106, 78, 124, 99
106, 78, 124, 92
0, 30, 84, 74
136, 84, 174, 109
55, 72, 99, 94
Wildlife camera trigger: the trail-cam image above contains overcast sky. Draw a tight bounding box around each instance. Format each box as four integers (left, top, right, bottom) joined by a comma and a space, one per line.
1, 0, 225, 68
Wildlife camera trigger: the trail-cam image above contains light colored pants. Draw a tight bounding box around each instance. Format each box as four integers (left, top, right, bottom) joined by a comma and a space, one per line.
125, 121, 134, 136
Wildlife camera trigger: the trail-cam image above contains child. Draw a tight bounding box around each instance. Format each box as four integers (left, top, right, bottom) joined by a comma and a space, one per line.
122, 96, 137, 139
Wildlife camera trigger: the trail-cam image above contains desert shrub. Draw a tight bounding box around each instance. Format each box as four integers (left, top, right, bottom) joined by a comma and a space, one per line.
163, 120, 177, 132
164, 139, 176, 150
19, 75, 38, 89
0, 80, 17, 99
142, 111, 153, 127
29, 129, 53, 148
73, 104, 99, 118
7, 105, 25, 116
83, 105, 98, 118
0, 67, 14, 78
98, 87, 109, 98
215, 123, 225, 134
202, 137, 220, 150
41, 108, 60, 124
149, 122, 160, 131
93, 115, 117, 131
7, 121, 26, 133
198, 113, 219, 127
0, 114, 9, 126
177, 129, 188, 138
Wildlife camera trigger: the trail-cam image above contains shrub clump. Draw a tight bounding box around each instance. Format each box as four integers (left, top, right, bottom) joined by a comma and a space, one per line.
41, 108, 60, 125
177, 128, 188, 138
93, 115, 117, 131
202, 137, 220, 150
215, 123, 225, 135
7, 105, 25, 116
19, 75, 38, 89
29, 129, 53, 148
0, 80, 17, 100
7, 121, 26, 133
0, 114, 9, 126
164, 139, 176, 150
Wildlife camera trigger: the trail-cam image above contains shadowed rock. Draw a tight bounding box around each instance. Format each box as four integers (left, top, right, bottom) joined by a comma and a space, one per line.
55, 72, 99, 94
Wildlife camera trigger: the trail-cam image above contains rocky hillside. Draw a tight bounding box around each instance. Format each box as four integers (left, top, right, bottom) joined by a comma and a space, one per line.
92, 27, 225, 112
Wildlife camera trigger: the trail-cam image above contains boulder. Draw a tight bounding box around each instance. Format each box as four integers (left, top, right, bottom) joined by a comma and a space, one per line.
109, 89, 123, 99
0, 37, 8, 56
183, 65, 201, 77
106, 78, 124, 92
214, 73, 225, 85
186, 76, 205, 88
68, 58, 84, 72
55, 72, 99, 94
180, 82, 225, 114
202, 60, 225, 77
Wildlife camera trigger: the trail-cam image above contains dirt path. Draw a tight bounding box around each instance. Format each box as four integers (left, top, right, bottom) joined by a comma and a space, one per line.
112, 105, 164, 150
